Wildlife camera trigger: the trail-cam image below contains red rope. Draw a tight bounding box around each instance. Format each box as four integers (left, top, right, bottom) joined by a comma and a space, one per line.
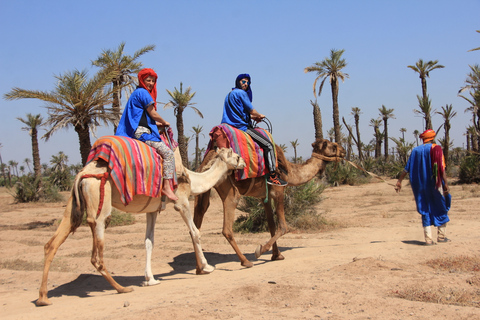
81, 172, 109, 218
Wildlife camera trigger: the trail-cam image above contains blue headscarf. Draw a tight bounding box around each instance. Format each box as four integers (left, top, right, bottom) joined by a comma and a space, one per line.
234, 73, 252, 102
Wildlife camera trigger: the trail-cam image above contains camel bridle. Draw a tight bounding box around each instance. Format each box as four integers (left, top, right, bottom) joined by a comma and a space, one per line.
311, 144, 343, 163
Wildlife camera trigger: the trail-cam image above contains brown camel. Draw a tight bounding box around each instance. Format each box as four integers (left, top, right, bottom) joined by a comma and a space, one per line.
194, 138, 345, 267
36, 147, 245, 306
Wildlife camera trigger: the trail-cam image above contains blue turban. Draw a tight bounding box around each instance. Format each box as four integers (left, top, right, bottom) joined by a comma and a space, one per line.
234, 73, 252, 102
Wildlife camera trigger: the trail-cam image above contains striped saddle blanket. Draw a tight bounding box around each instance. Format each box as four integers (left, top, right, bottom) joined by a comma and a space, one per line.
86, 134, 176, 206
206, 124, 276, 181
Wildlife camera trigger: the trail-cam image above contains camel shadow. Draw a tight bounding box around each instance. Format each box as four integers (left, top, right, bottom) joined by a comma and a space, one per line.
32, 246, 295, 305
401, 240, 427, 246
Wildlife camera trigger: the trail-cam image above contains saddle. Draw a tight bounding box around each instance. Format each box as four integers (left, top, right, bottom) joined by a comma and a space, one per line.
86, 130, 177, 205
206, 124, 277, 181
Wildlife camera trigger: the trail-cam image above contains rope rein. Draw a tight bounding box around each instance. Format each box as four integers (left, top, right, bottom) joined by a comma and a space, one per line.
80, 172, 110, 218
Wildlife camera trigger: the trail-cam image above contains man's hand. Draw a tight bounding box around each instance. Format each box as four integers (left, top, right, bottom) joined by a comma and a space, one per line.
395, 181, 402, 193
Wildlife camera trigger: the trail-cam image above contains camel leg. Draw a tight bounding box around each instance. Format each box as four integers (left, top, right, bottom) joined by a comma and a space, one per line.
255, 188, 287, 260
193, 190, 211, 229
36, 198, 74, 306
174, 184, 214, 275
216, 183, 254, 268
143, 212, 161, 286
84, 179, 133, 294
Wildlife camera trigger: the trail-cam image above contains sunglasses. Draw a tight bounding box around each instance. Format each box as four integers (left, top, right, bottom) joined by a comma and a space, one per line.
241, 80, 250, 85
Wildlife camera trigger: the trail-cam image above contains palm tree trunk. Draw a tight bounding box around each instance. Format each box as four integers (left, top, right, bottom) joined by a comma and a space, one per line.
421, 77, 427, 101
383, 119, 389, 161
31, 128, 42, 180
312, 100, 323, 140
75, 125, 92, 166
176, 109, 188, 168
112, 80, 122, 133
331, 79, 341, 143
354, 115, 363, 161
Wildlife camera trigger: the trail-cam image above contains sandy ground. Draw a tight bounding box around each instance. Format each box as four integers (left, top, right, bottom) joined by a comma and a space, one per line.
0, 179, 479, 320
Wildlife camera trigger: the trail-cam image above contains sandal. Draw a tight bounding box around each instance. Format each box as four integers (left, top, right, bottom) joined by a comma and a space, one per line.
437, 238, 451, 243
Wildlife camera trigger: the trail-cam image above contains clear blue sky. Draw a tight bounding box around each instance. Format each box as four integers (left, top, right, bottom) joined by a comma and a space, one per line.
1, 0, 479, 166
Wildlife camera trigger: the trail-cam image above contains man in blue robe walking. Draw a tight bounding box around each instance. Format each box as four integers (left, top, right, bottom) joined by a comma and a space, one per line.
395, 129, 451, 245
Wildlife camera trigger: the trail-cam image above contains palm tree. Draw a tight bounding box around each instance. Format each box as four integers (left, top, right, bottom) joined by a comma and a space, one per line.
436, 104, 457, 167
92, 42, 155, 132
4, 69, 119, 165
191, 125, 204, 170
400, 128, 407, 141
164, 82, 203, 167
290, 139, 299, 163
414, 95, 433, 130
468, 30, 480, 52
17, 113, 43, 179
0, 144, 6, 185
369, 118, 383, 158
351, 107, 363, 160
24, 158, 32, 173
310, 99, 323, 140
304, 49, 349, 143
8, 160, 19, 177
413, 129, 420, 146
407, 59, 445, 100
379, 106, 395, 160
278, 144, 288, 153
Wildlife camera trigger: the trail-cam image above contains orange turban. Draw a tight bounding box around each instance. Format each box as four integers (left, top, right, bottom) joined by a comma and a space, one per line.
420, 129, 436, 143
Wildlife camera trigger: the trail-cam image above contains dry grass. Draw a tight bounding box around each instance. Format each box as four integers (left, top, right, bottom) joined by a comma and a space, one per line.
394, 255, 480, 308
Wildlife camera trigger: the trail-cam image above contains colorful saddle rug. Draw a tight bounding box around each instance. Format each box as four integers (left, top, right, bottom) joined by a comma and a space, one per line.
206, 124, 276, 181
86, 131, 177, 206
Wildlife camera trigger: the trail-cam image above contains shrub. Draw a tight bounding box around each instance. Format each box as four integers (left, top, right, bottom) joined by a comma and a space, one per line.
234, 178, 327, 232
8, 176, 63, 203
459, 154, 480, 184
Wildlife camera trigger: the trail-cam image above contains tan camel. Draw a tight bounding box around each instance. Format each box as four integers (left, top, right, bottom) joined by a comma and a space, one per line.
36, 147, 246, 306
194, 138, 346, 268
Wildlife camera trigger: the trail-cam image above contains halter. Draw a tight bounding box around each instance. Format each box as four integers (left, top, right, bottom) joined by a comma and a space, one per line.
311, 143, 343, 163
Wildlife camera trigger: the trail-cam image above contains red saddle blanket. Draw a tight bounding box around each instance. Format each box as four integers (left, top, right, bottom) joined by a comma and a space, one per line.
206, 124, 276, 181
86, 132, 177, 206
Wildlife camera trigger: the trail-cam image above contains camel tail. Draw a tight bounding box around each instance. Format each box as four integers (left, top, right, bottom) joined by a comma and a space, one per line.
70, 174, 86, 233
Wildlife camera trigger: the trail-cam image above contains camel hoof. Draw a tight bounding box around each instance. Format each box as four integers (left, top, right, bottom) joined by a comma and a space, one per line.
255, 244, 262, 259
35, 298, 52, 307
196, 264, 215, 275
118, 286, 135, 293
241, 260, 254, 268
272, 254, 285, 261
142, 279, 161, 287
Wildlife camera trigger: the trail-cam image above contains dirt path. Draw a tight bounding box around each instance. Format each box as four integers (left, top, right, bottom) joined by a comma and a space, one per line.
1, 180, 479, 319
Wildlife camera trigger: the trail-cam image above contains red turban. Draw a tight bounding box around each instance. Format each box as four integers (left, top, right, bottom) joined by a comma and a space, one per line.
138, 68, 158, 110
420, 129, 435, 143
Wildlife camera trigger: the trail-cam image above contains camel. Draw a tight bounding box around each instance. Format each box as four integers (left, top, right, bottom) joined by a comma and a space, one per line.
194, 138, 346, 268
36, 146, 246, 306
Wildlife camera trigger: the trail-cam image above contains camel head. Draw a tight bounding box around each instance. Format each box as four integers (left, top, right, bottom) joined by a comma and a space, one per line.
216, 148, 247, 170
311, 139, 346, 162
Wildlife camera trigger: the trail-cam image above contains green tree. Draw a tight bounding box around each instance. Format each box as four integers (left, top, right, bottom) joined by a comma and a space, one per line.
436, 104, 457, 167
413, 129, 420, 146
49, 151, 71, 191
17, 113, 43, 179
468, 30, 480, 52
379, 106, 395, 160
351, 107, 363, 161
369, 118, 383, 158
310, 99, 323, 140
191, 125, 204, 170
407, 59, 444, 101
290, 139, 300, 163
414, 95, 433, 130
92, 42, 155, 132
164, 82, 203, 167
304, 49, 349, 143
4, 69, 119, 165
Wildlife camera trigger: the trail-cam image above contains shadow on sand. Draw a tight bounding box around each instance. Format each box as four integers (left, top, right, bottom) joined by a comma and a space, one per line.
33, 246, 295, 305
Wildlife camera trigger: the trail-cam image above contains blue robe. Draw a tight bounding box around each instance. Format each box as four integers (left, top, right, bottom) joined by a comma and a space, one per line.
115, 88, 162, 142
404, 143, 450, 227
221, 88, 254, 131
